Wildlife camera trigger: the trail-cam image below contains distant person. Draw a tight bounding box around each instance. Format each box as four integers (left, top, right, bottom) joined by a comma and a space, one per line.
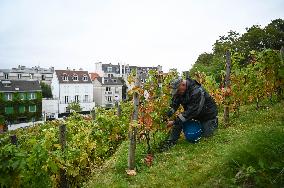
160, 77, 218, 151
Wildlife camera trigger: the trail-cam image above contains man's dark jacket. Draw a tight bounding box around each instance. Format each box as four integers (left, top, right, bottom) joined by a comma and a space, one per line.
168, 78, 218, 124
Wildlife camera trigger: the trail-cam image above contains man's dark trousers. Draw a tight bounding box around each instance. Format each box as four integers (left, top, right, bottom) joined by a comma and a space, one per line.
168, 118, 218, 143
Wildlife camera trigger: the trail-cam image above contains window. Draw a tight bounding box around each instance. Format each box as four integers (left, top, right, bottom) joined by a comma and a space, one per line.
42, 74, 45, 80
113, 79, 117, 83
18, 74, 22, 79
20, 93, 25, 100
63, 74, 68, 81
4, 73, 9, 79
84, 95, 88, 102
3, 80, 11, 87
73, 74, 78, 81
30, 73, 34, 79
29, 105, 36, 112
29, 93, 36, 100
107, 67, 112, 72
108, 74, 113, 78
5, 93, 12, 101
66, 107, 70, 113
106, 87, 111, 91
107, 96, 112, 102
83, 75, 88, 81
65, 96, 69, 104
115, 87, 119, 94
19, 106, 25, 113
75, 95, 79, 102
5, 106, 13, 114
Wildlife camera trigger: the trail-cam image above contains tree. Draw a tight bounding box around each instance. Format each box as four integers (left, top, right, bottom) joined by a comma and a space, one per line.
195, 52, 214, 65
67, 102, 82, 112
264, 18, 284, 50
213, 30, 240, 55
238, 25, 266, 54
40, 82, 53, 98
191, 19, 284, 80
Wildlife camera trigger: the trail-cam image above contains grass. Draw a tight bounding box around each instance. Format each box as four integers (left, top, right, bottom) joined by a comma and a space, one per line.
84, 101, 284, 188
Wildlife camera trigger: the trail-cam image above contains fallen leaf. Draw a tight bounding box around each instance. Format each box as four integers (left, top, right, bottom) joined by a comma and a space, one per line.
126, 169, 137, 176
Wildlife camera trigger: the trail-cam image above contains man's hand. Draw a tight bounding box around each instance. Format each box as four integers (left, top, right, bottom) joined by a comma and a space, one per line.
167, 121, 174, 128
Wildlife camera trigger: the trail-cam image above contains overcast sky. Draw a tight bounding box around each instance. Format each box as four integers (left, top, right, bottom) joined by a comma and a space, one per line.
0, 0, 283, 73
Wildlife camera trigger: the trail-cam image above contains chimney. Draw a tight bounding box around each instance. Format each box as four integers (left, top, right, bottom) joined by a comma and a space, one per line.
95, 62, 103, 77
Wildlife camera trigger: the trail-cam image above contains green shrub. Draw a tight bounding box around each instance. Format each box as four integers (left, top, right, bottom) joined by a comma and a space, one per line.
224, 128, 284, 187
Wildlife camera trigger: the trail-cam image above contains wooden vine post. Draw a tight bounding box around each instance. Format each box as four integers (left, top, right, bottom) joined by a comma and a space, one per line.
115, 100, 121, 117
10, 135, 18, 146
127, 70, 140, 175
59, 124, 68, 188
224, 50, 231, 126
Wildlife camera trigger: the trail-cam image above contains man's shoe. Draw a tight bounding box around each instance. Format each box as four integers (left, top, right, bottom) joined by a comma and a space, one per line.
158, 140, 176, 152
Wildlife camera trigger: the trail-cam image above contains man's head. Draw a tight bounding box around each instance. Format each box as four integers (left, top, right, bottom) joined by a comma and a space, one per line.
171, 77, 187, 96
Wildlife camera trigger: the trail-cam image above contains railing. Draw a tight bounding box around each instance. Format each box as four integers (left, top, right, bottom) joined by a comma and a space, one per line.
105, 91, 113, 95
59, 100, 94, 104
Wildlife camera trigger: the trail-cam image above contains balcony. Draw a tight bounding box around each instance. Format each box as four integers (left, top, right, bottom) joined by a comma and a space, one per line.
105, 103, 114, 108
59, 100, 93, 104
105, 91, 113, 95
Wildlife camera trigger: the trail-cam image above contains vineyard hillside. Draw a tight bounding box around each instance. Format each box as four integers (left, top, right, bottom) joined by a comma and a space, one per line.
85, 100, 284, 187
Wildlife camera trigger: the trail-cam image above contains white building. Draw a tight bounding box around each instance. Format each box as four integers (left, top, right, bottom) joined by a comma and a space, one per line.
42, 98, 58, 119
50, 69, 95, 115
90, 73, 123, 108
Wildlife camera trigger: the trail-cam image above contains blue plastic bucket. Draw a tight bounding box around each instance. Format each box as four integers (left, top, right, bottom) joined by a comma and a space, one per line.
183, 120, 202, 143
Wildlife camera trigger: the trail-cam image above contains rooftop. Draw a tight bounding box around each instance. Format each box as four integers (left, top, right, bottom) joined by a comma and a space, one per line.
55, 70, 92, 84
96, 77, 123, 85
0, 80, 41, 92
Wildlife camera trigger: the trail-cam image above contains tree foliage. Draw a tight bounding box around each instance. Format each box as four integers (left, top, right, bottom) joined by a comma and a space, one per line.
40, 82, 52, 98
67, 101, 82, 112
190, 19, 284, 112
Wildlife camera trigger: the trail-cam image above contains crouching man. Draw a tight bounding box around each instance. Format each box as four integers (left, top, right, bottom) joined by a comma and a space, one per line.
160, 77, 218, 151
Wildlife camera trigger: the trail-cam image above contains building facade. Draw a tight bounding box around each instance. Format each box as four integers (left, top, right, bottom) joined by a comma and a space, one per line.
0, 65, 54, 85
94, 62, 162, 78
94, 62, 162, 100
90, 74, 123, 108
0, 80, 42, 124
50, 70, 95, 115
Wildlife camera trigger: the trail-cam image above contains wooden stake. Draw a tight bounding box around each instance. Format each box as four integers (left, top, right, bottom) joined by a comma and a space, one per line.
127, 70, 140, 172
59, 124, 68, 188
224, 50, 231, 126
